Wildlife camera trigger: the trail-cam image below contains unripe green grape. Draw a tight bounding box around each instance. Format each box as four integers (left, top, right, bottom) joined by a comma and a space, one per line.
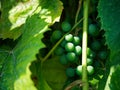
66, 52, 76, 62
65, 42, 75, 52
73, 36, 80, 45
91, 40, 101, 51
87, 66, 94, 75
66, 68, 75, 77
88, 24, 99, 37
65, 34, 73, 42
60, 54, 68, 65
52, 30, 62, 39
87, 48, 92, 56
61, 21, 71, 32
74, 45, 82, 55
87, 58, 93, 65
87, 48, 96, 58
51, 30, 62, 42
54, 46, 64, 56
50, 36, 55, 43
98, 50, 108, 60
76, 65, 82, 76
89, 51, 96, 58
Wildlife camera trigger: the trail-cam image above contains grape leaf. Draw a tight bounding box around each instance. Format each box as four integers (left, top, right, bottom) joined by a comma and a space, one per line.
0, 14, 48, 90
98, 0, 120, 52
39, 0, 63, 23
98, 0, 120, 90
30, 56, 67, 90
30, 60, 52, 90
109, 65, 120, 90
0, 0, 63, 89
0, 0, 39, 39
0, 0, 63, 39
42, 57, 67, 90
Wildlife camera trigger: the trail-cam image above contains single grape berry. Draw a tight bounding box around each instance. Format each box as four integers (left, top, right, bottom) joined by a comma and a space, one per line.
66, 68, 75, 77
98, 50, 108, 60
88, 24, 99, 36
76, 65, 82, 76
73, 36, 80, 45
87, 58, 93, 65
65, 42, 75, 52
66, 52, 76, 62
54, 46, 64, 55
61, 21, 71, 32
51, 30, 62, 42
65, 34, 73, 42
91, 40, 101, 51
87, 66, 94, 75
60, 55, 68, 65
89, 51, 96, 58
87, 48, 96, 58
87, 48, 92, 56
74, 45, 82, 55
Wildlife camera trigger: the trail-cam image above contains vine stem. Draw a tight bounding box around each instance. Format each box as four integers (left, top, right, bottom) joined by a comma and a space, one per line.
41, 18, 83, 63
75, 0, 82, 24
82, 0, 90, 90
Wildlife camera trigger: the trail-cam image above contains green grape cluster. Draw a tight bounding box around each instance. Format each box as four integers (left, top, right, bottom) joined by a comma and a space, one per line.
59, 21, 108, 79
48, 21, 81, 66
42, 20, 108, 79
54, 33, 82, 65
40, 1, 109, 88
41, 21, 109, 81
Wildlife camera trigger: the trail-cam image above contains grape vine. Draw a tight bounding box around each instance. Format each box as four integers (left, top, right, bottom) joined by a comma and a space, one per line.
40, 0, 109, 90
1, 0, 117, 90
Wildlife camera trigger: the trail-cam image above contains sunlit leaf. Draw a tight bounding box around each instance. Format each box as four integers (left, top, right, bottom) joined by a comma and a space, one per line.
0, 0, 63, 39
0, 0, 39, 39
0, 14, 48, 90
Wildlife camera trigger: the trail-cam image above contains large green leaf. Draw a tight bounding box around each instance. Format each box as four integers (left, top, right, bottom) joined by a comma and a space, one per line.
0, 14, 47, 90
0, 0, 63, 39
0, 0, 39, 39
29, 60, 52, 90
98, 0, 120, 90
98, 0, 120, 52
42, 57, 67, 90
30, 56, 67, 90
0, 0, 63, 89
